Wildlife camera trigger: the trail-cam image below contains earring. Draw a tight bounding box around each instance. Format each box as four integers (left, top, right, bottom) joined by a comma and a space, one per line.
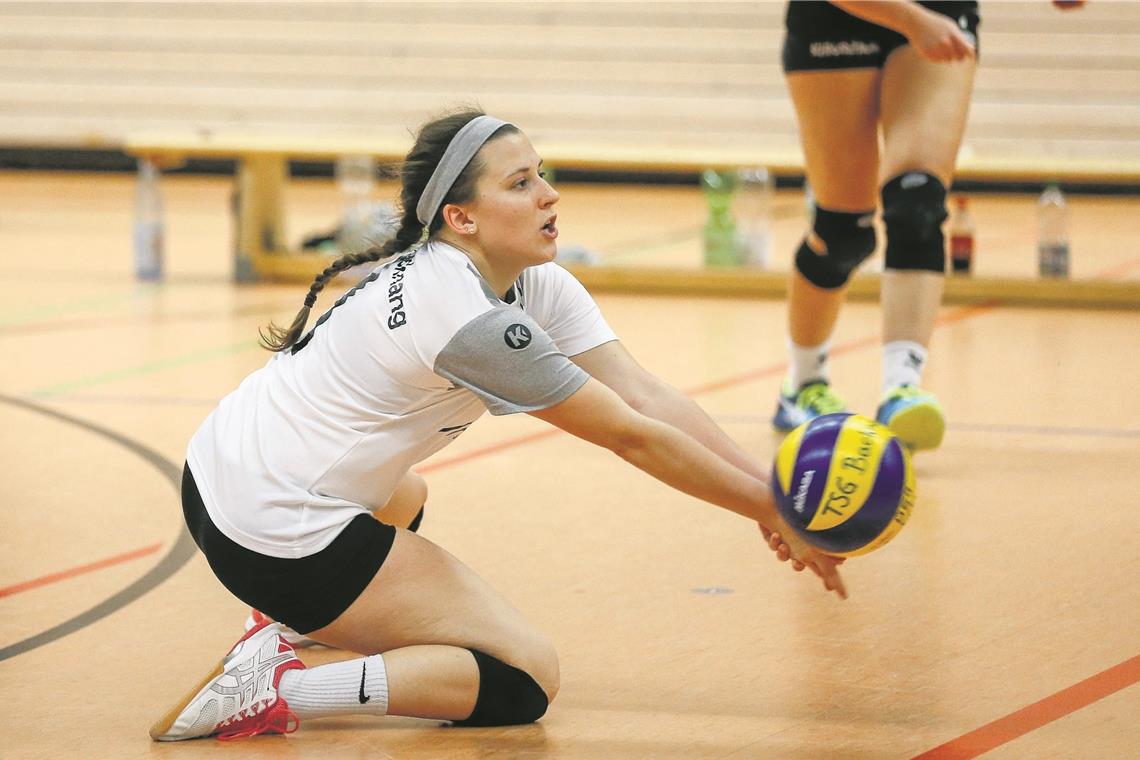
466, 224, 477, 233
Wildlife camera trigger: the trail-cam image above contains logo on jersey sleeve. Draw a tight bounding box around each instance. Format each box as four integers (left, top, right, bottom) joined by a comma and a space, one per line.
503, 323, 532, 349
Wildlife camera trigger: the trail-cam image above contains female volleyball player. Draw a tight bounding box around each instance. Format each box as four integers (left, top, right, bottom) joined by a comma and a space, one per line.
151, 110, 846, 742
774, 0, 1083, 450
772, 0, 981, 451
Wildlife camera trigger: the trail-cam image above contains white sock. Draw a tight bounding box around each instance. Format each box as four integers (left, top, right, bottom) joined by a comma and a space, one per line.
882, 340, 928, 393
277, 654, 389, 720
787, 336, 831, 390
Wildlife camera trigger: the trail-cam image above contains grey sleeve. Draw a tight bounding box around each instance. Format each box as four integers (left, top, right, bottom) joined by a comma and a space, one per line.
433, 307, 590, 416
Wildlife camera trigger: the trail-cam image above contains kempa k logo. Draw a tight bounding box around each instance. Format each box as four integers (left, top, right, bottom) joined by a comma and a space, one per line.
504, 323, 532, 349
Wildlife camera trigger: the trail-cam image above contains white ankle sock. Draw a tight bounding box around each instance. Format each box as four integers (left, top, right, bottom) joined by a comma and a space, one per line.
787, 337, 831, 390
882, 340, 928, 393
278, 654, 389, 720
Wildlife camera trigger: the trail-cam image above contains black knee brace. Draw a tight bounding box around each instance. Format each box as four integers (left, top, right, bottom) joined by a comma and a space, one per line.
794, 207, 877, 289
407, 506, 424, 533
881, 172, 948, 273
453, 649, 549, 726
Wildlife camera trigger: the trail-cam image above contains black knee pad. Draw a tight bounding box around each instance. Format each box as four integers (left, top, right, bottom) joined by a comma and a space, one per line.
881, 172, 948, 273
794, 207, 877, 289
453, 649, 549, 726
407, 505, 424, 533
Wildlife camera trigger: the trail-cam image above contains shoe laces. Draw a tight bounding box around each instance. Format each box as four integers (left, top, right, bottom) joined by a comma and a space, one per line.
797, 382, 845, 414
216, 697, 299, 741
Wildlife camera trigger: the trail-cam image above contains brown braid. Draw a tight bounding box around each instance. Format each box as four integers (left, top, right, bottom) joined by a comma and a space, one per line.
258, 212, 424, 352
259, 108, 518, 353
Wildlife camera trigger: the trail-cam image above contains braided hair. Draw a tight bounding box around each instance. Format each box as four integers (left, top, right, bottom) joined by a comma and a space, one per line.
260, 109, 519, 352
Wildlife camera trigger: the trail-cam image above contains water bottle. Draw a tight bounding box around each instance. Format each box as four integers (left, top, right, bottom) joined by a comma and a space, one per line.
1036, 183, 1070, 278
132, 158, 164, 281
336, 155, 376, 256
734, 167, 773, 268
701, 169, 738, 267
949, 195, 974, 274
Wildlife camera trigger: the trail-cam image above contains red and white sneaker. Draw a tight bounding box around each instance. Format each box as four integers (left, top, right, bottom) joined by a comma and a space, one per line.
244, 608, 322, 648
150, 620, 306, 741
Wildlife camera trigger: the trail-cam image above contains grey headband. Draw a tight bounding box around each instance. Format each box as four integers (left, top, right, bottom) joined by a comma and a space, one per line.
416, 115, 513, 226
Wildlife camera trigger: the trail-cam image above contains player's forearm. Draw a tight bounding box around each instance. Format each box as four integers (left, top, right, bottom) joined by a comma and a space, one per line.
633, 380, 769, 483
829, 0, 927, 37
613, 415, 779, 526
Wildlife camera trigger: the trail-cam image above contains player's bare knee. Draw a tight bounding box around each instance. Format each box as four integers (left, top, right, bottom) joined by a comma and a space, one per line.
405, 471, 428, 506
527, 637, 560, 703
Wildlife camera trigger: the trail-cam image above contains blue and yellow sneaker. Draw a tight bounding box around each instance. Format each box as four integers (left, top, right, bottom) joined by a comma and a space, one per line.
876, 385, 945, 451
773, 380, 847, 432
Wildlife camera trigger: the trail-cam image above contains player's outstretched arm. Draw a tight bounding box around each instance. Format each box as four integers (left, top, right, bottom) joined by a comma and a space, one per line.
571, 341, 768, 483
530, 378, 847, 598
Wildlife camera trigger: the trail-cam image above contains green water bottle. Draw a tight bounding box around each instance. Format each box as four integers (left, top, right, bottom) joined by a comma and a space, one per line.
701, 169, 739, 267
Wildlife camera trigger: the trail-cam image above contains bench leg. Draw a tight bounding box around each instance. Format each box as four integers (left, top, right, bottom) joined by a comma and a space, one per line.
234, 156, 287, 282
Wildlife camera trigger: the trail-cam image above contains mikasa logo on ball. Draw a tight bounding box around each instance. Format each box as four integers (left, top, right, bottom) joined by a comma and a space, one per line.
793, 470, 815, 514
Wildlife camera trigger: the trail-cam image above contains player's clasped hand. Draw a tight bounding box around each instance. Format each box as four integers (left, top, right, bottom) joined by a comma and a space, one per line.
905, 11, 975, 63
760, 524, 848, 600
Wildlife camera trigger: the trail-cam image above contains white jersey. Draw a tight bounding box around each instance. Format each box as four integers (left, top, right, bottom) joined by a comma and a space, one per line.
187, 241, 616, 558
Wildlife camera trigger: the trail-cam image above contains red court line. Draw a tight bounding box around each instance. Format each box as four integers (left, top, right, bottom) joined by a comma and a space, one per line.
417, 428, 561, 474
1094, 255, 1140, 281
419, 303, 995, 473
0, 542, 163, 599
913, 654, 1140, 759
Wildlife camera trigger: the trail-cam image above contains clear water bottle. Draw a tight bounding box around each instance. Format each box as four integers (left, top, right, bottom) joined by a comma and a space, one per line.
701, 169, 738, 267
336, 154, 376, 256
949, 195, 974, 274
1037, 183, 1070, 278
132, 158, 164, 281
734, 167, 773, 268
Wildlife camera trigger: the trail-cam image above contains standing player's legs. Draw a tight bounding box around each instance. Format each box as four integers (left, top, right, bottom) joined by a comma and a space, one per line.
776, 68, 881, 430
876, 44, 976, 449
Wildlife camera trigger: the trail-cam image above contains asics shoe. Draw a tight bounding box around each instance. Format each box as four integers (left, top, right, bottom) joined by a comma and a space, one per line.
876, 385, 945, 451
149, 620, 306, 741
773, 380, 848, 432
245, 608, 322, 648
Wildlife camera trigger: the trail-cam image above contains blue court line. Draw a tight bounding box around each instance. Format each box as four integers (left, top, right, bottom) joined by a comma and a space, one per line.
712, 414, 1140, 440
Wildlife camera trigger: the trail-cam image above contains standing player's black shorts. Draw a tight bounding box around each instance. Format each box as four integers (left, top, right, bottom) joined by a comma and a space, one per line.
783, 1, 980, 73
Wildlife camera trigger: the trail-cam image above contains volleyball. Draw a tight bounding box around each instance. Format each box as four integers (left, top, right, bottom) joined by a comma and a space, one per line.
771, 413, 916, 557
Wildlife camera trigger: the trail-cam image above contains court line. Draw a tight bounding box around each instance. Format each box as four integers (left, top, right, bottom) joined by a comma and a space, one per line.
708, 416, 1140, 439
417, 303, 986, 472
30, 338, 258, 399
0, 394, 196, 662
0, 300, 295, 337
912, 655, 1140, 759
0, 543, 163, 599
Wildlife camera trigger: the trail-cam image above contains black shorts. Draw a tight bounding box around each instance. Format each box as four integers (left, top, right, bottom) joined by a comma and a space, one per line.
181, 464, 396, 634
783, 1, 980, 73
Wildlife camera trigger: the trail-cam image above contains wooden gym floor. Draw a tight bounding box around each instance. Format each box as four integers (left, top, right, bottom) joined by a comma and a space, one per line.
0, 172, 1137, 759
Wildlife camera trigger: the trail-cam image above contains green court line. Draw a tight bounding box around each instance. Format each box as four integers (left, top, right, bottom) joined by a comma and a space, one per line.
0, 287, 154, 327
30, 338, 260, 398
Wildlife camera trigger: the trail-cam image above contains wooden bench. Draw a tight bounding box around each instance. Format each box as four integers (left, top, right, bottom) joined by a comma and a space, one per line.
122, 131, 1140, 309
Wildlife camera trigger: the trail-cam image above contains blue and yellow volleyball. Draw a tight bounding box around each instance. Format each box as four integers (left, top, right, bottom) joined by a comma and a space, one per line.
772, 413, 915, 557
